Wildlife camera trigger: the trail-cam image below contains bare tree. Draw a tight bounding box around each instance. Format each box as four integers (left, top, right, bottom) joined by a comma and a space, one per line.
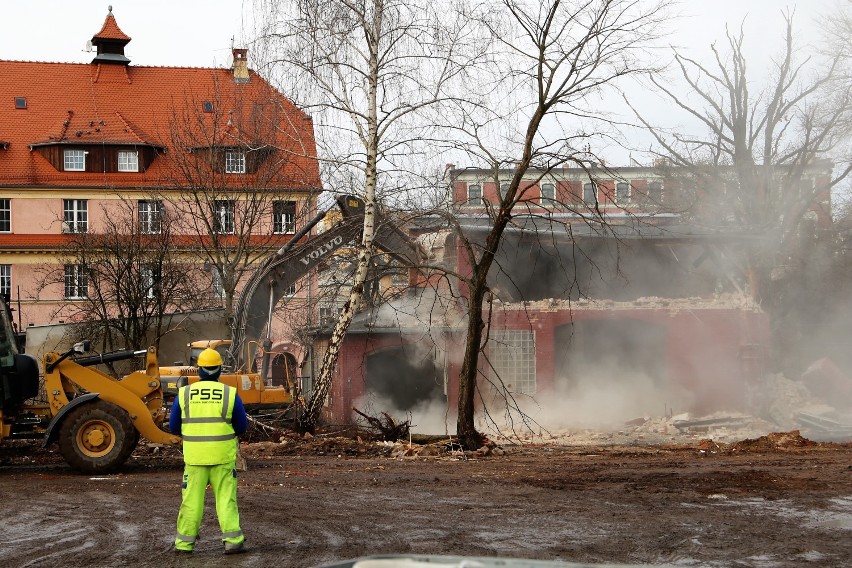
254, 0, 479, 432
39, 198, 209, 357
630, 11, 852, 371
163, 75, 319, 335
430, 0, 667, 448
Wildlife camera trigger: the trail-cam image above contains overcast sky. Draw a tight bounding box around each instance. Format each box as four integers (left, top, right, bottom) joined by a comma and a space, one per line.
0, 0, 841, 166
0, 1, 834, 67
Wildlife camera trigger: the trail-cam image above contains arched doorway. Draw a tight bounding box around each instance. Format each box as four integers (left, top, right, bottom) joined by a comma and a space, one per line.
270, 352, 298, 389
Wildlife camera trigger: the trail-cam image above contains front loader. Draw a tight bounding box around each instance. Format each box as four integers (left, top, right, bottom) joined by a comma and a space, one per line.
1, 295, 180, 473
40, 343, 180, 472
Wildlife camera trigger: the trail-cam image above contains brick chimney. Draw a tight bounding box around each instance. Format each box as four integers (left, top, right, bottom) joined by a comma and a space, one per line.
231, 48, 249, 83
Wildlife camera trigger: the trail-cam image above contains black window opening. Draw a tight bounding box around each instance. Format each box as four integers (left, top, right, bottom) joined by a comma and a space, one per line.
0, 199, 10, 232
203, 101, 214, 113
273, 201, 296, 234
14, 97, 26, 109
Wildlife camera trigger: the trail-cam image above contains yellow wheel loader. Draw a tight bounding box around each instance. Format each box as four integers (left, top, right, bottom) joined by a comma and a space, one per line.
0, 298, 180, 473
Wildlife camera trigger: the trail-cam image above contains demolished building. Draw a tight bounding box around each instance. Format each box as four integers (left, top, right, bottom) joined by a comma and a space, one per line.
309, 164, 849, 437
321, 219, 770, 427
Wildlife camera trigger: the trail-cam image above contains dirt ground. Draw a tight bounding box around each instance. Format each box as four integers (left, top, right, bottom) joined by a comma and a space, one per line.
1, 431, 851, 568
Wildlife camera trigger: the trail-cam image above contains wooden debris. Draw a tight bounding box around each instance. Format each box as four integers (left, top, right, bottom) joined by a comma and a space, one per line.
352, 407, 411, 441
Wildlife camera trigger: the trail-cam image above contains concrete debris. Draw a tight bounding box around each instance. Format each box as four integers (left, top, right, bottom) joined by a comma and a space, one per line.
496, 292, 760, 313
795, 412, 852, 441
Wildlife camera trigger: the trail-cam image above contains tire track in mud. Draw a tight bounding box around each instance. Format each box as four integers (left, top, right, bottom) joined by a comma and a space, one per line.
0, 475, 175, 567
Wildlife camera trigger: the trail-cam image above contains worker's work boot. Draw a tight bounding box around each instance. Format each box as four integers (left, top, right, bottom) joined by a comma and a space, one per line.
223, 541, 246, 555
174, 547, 193, 554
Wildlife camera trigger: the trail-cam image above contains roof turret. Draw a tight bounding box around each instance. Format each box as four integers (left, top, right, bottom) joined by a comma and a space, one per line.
91, 6, 131, 65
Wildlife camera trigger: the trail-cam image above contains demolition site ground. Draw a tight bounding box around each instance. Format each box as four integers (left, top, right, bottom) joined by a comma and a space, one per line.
1, 431, 851, 568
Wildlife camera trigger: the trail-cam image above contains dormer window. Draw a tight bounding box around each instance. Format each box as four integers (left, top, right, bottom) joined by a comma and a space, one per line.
225, 150, 246, 174
64, 149, 86, 172
118, 150, 139, 172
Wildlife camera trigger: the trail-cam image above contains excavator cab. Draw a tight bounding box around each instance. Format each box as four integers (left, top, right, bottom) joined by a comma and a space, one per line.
0, 296, 39, 416
187, 339, 236, 372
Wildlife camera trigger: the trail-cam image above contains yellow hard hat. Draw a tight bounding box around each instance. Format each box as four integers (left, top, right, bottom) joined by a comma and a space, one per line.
197, 348, 223, 368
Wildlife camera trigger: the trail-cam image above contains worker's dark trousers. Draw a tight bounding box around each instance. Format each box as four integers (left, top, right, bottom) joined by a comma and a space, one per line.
175, 463, 244, 551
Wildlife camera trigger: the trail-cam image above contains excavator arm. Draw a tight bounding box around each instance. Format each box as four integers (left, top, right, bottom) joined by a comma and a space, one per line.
228, 195, 424, 372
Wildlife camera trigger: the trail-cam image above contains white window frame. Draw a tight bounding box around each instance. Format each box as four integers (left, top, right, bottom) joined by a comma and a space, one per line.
64, 264, 88, 299
648, 181, 663, 203
211, 268, 225, 300
225, 150, 246, 174
319, 304, 343, 326
540, 183, 555, 204
583, 182, 597, 204
284, 283, 296, 296
490, 329, 536, 395
0, 265, 10, 298
616, 181, 631, 205
117, 150, 139, 172
0, 199, 10, 233
138, 200, 162, 234
63, 149, 86, 172
273, 201, 296, 234
141, 266, 160, 299
213, 200, 235, 234
467, 184, 482, 206
63, 199, 88, 233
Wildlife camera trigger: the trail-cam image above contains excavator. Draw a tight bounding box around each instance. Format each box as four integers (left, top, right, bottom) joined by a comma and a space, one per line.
158, 194, 423, 411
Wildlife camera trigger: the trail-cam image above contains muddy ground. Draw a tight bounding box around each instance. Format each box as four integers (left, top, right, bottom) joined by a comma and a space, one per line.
1, 431, 851, 568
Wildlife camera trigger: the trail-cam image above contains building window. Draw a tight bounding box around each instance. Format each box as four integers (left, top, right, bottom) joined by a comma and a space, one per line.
118, 150, 139, 172
141, 266, 161, 299
284, 283, 296, 296
0, 265, 10, 298
390, 269, 408, 287
648, 181, 663, 203
225, 150, 246, 174
138, 200, 162, 234
499, 183, 509, 200
211, 268, 225, 299
64, 264, 88, 299
467, 184, 482, 206
0, 199, 10, 232
15, 97, 27, 109
319, 304, 343, 326
616, 182, 631, 205
63, 149, 86, 172
583, 182, 597, 204
541, 183, 555, 204
490, 329, 536, 395
273, 201, 296, 234
213, 200, 235, 234
63, 199, 87, 233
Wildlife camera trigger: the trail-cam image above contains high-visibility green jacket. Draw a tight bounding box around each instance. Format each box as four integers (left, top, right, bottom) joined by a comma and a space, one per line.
177, 382, 237, 465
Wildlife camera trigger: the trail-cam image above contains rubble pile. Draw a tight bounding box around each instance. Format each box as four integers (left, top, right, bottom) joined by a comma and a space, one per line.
497, 292, 760, 312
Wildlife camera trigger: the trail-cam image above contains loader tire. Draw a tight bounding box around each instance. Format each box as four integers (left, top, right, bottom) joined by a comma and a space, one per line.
120, 427, 140, 462
58, 400, 136, 474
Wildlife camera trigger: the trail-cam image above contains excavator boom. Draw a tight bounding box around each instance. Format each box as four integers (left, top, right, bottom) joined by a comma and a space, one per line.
229, 195, 423, 371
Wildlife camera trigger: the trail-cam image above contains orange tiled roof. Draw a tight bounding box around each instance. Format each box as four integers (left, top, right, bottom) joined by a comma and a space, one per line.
0, 16, 321, 191
93, 12, 131, 42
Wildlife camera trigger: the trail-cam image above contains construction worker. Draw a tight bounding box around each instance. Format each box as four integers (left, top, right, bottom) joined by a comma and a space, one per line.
169, 347, 248, 554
